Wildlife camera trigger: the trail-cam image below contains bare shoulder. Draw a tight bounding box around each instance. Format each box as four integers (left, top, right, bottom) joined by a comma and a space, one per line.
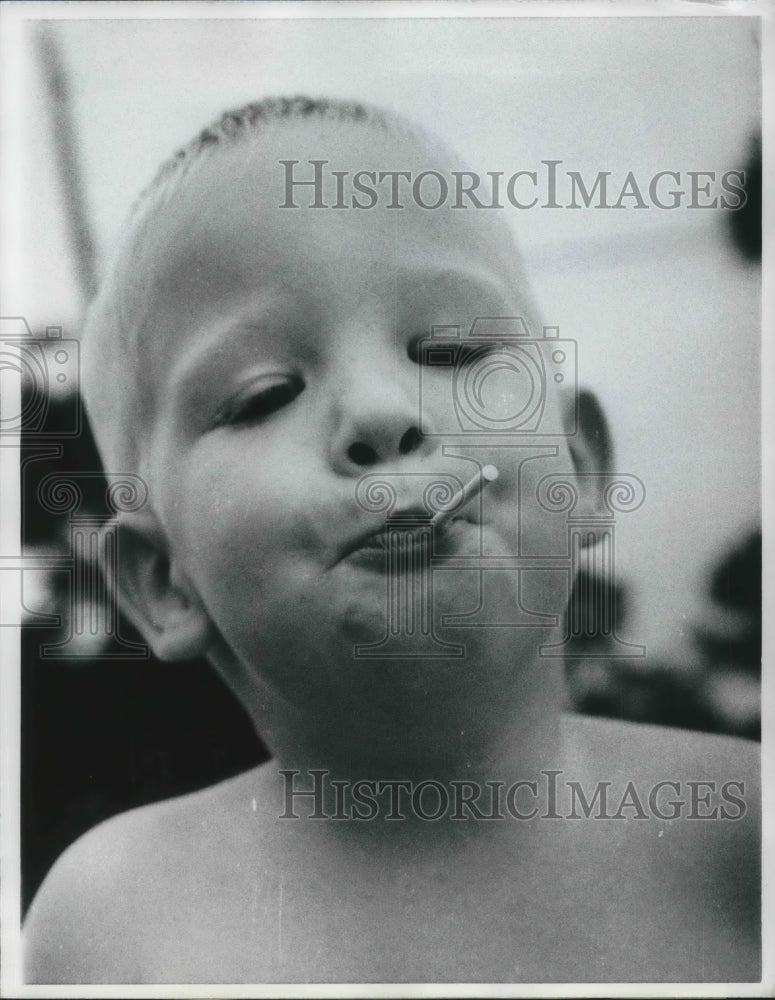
562, 711, 760, 802
24, 765, 272, 984
558, 713, 760, 981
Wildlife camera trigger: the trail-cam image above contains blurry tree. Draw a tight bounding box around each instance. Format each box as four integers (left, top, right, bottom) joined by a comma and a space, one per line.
693, 530, 761, 740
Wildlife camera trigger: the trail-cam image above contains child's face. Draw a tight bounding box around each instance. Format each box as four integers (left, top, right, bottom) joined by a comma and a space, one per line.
137, 120, 574, 720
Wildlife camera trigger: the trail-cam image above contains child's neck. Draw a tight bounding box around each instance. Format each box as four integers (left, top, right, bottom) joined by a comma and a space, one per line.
212, 631, 567, 807
238, 657, 565, 780
244, 702, 567, 864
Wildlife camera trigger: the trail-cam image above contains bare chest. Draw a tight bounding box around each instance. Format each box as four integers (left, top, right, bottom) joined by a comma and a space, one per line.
134, 824, 756, 983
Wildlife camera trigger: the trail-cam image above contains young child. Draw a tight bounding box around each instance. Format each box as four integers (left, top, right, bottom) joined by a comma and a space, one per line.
24, 97, 760, 985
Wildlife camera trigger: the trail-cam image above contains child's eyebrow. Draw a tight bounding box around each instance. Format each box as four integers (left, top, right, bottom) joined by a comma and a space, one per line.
394, 265, 514, 308
166, 318, 279, 409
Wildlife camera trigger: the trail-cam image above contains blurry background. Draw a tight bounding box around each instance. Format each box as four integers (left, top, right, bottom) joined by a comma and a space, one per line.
5, 14, 761, 908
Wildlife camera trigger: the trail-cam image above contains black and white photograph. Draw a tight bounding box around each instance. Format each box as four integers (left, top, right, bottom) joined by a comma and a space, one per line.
0, 2, 768, 994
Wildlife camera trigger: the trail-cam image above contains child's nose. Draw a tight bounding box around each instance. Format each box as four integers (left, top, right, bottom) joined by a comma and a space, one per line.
329, 369, 432, 475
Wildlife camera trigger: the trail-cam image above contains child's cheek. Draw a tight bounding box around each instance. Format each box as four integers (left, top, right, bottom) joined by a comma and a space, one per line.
174, 443, 314, 599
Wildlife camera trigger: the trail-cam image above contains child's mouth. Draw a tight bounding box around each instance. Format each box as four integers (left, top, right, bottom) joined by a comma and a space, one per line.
338, 467, 497, 570
339, 514, 475, 568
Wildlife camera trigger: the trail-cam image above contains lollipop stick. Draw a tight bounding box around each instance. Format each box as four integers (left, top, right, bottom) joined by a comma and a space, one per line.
428, 465, 499, 528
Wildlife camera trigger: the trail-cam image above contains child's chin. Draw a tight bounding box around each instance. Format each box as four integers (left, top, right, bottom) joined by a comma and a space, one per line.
320, 566, 564, 667
330, 568, 492, 645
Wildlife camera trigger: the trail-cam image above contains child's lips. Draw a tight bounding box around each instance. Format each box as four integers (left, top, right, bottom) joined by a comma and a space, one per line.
337, 512, 480, 568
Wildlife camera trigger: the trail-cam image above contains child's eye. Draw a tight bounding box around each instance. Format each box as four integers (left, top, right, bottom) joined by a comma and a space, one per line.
213, 375, 305, 428
407, 337, 501, 367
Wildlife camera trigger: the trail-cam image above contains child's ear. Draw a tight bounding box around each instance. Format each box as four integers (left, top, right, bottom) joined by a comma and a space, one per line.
110, 511, 214, 662
564, 388, 613, 519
